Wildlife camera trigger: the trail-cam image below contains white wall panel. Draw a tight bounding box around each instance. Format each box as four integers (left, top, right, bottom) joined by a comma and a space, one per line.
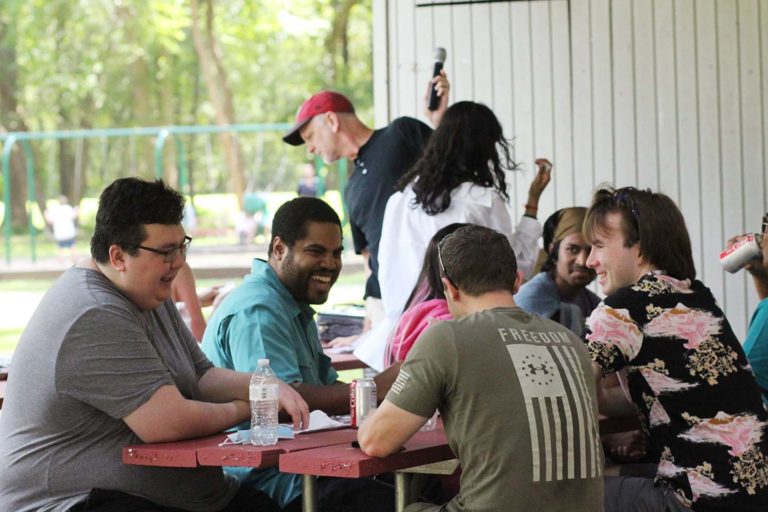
634, 0, 660, 190
471, 3, 495, 105
591, 0, 616, 185
696, 0, 725, 300
654, 0, 680, 202
395, 0, 418, 119
530, 1, 556, 216
612, 0, 638, 186
375, 0, 768, 338
510, 1, 536, 212
674, 0, 704, 277
414, 2, 434, 105
571, 0, 596, 204
718, 1, 748, 329
739, 0, 768, 317
452, 4, 475, 101
551, 0, 575, 206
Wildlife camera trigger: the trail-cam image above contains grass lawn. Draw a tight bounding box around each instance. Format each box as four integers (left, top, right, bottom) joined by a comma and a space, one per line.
0, 270, 367, 357
0, 189, 363, 357
1, 190, 349, 262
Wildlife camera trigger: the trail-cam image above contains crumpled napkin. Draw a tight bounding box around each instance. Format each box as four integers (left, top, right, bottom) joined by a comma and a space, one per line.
219, 425, 295, 446
219, 410, 347, 446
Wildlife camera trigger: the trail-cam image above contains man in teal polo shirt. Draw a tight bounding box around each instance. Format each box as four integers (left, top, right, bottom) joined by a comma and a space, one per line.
202, 196, 399, 512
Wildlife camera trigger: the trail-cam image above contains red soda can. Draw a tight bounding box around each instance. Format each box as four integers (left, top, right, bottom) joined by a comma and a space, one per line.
720, 234, 763, 273
349, 378, 377, 428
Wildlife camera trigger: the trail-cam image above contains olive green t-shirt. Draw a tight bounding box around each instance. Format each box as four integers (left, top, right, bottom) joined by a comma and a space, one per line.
387, 307, 603, 512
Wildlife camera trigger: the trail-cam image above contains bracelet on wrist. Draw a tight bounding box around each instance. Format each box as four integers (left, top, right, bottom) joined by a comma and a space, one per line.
524, 204, 538, 211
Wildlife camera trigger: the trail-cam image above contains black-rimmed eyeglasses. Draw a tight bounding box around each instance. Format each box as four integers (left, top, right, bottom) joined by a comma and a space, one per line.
437, 233, 457, 288
134, 236, 192, 263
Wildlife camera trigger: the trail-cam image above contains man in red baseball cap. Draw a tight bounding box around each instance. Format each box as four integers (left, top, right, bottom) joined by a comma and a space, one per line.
283, 72, 450, 360
282, 91, 355, 147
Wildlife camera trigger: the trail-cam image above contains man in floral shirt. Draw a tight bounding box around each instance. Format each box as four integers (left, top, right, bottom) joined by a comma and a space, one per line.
583, 186, 768, 511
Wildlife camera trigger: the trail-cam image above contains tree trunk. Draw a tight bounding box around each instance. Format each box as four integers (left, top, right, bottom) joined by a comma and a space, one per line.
159, 68, 178, 189
190, 0, 245, 207
0, 17, 30, 231
325, 0, 359, 87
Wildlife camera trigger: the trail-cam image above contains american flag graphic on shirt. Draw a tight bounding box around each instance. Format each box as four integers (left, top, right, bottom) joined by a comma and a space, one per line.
508, 343, 603, 482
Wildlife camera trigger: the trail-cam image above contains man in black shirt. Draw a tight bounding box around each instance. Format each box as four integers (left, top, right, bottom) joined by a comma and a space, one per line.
283, 74, 449, 328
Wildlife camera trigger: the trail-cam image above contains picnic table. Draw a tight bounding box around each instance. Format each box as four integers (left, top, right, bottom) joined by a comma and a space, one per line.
124, 426, 454, 512
323, 344, 367, 371
280, 427, 455, 512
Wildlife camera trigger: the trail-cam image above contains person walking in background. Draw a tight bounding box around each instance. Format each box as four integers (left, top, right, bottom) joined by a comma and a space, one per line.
297, 162, 323, 197
45, 195, 79, 262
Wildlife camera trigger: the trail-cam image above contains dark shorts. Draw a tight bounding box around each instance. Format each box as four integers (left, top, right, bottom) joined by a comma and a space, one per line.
57, 238, 76, 248
604, 476, 693, 512
69, 485, 279, 512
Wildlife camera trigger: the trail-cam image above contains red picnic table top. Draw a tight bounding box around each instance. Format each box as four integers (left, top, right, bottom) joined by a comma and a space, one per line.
123, 428, 359, 469
197, 428, 359, 467
279, 428, 454, 479
325, 349, 367, 371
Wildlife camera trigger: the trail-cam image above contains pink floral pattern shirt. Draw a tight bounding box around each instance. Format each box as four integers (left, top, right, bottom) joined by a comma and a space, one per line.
586, 273, 768, 511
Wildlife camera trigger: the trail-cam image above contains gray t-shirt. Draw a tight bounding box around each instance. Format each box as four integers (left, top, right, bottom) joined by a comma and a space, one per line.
387, 307, 604, 512
0, 267, 238, 512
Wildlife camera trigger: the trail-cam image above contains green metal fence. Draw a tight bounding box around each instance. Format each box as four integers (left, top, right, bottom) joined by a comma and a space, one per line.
1, 124, 348, 264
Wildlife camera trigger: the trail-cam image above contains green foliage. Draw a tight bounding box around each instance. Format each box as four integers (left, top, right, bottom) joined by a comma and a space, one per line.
1, 0, 372, 198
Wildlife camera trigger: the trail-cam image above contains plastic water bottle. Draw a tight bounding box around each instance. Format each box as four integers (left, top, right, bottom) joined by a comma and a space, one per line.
420, 411, 438, 431
250, 359, 279, 446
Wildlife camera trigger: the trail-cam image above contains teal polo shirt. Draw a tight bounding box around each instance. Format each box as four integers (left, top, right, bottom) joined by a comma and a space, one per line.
201, 258, 338, 507
744, 297, 768, 405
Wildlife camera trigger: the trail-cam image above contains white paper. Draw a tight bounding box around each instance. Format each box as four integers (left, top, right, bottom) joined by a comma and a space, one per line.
294, 410, 346, 433
325, 344, 356, 354
352, 316, 394, 372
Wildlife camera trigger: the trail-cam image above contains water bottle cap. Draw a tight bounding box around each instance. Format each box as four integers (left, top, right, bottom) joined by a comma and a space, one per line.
257, 358, 270, 366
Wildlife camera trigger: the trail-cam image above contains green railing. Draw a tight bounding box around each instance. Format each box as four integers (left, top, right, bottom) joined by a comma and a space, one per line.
1, 123, 348, 264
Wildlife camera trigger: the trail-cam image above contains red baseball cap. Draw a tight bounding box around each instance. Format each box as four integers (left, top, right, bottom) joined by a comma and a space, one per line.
282, 91, 355, 146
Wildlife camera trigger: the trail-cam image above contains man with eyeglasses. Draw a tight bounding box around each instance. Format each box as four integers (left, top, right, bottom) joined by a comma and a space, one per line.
727, 213, 768, 406
582, 186, 768, 511
0, 177, 309, 512
359, 225, 604, 512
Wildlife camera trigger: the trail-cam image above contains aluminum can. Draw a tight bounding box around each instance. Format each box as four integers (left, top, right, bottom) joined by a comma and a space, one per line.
720, 233, 763, 273
349, 378, 377, 428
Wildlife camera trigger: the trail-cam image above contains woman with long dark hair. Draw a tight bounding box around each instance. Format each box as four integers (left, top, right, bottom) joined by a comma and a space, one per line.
378, 101, 551, 321
384, 223, 468, 366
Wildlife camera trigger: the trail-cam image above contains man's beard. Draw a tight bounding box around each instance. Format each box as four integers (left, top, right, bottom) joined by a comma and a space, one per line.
281, 253, 336, 304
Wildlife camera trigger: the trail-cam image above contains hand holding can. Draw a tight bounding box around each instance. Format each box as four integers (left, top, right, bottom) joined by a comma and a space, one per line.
720, 234, 763, 273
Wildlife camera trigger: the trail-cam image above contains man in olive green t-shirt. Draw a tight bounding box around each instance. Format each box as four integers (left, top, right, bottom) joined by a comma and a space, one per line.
359, 225, 604, 512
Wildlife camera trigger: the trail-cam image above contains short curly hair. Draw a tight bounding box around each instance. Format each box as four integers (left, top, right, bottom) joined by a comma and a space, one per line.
90, 178, 184, 263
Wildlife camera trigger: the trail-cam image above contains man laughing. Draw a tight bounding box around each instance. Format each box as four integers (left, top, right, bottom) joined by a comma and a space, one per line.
202, 196, 400, 511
